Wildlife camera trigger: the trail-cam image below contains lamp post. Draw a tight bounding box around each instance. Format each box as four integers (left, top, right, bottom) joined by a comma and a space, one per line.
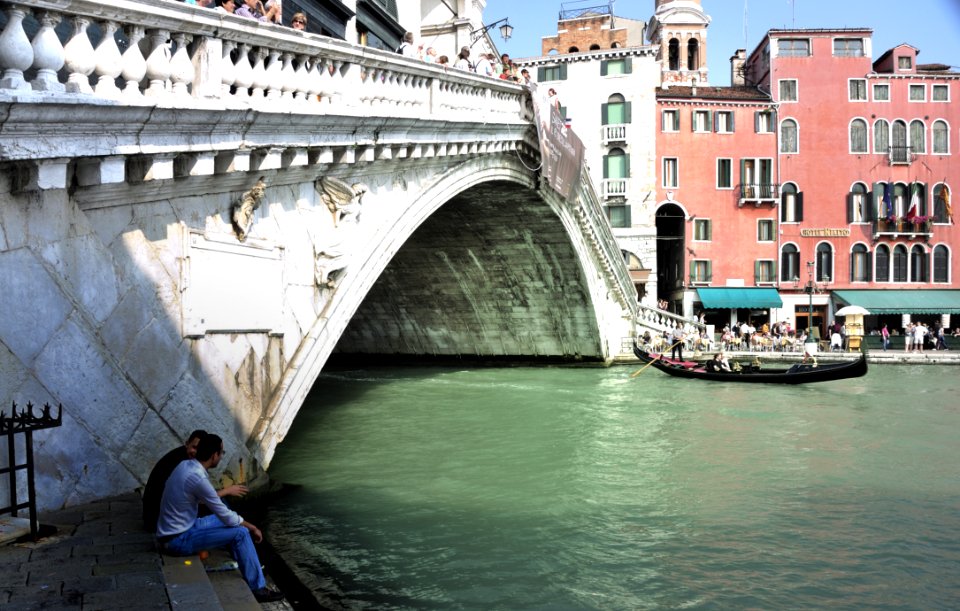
469, 18, 513, 47
806, 260, 815, 338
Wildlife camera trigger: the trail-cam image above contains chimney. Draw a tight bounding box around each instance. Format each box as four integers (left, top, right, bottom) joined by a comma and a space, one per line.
730, 49, 746, 86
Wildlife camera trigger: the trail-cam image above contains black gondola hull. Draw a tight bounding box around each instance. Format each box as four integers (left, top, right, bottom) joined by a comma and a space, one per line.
633, 346, 868, 384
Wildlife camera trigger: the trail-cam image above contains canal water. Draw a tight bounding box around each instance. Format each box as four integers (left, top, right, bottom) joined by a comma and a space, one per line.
264, 363, 960, 610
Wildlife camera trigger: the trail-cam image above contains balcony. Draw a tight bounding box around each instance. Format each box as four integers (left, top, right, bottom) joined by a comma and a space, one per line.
601, 124, 628, 145
889, 145, 913, 165
738, 183, 779, 207
601, 178, 628, 199
873, 218, 933, 240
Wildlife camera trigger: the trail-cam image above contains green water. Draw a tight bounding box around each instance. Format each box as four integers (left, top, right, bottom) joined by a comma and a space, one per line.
265, 364, 960, 610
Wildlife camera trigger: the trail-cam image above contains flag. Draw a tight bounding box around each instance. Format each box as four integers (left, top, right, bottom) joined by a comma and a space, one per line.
882, 183, 893, 218
564, 117, 572, 129
904, 183, 919, 221
940, 185, 952, 221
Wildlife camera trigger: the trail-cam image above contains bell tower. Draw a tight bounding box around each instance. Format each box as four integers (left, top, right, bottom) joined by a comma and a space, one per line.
648, 0, 711, 86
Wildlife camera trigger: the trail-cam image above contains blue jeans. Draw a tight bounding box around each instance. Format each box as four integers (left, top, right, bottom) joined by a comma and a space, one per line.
163, 515, 266, 591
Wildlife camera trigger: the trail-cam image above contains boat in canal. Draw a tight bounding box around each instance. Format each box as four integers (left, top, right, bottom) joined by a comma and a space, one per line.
633, 345, 868, 384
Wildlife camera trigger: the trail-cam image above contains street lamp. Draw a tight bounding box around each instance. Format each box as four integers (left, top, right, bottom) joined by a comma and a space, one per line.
470, 18, 513, 47
806, 260, 815, 338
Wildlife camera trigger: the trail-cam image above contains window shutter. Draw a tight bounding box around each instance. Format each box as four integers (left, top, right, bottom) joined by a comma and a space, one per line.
847, 193, 855, 223
603, 155, 609, 179
706, 220, 712, 241
730, 112, 735, 132
689, 260, 696, 282
624, 102, 632, 124
624, 204, 632, 227
601, 103, 609, 125
600, 61, 608, 76
559, 63, 568, 80
866, 252, 873, 282
623, 154, 631, 178
796, 192, 804, 221
706, 261, 712, 282
872, 182, 884, 219
850, 253, 855, 282
706, 111, 713, 131
661, 111, 665, 131
537, 67, 545, 81
624, 58, 633, 74
755, 111, 761, 132
691, 109, 697, 131
755, 261, 761, 283
713, 111, 720, 133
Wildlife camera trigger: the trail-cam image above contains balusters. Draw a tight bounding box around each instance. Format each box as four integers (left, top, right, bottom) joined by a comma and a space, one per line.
220, 39, 237, 98
232, 43, 253, 100
249, 47, 268, 99
0, 3, 33, 90
143, 29, 172, 98
169, 32, 193, 99
308, 55, 326, 104
280, 52, 297, 101
120, 25, 146, 98
92, 20, 121, 97
264, 49, 282, 100
63, 16, 95, 93
30, 11, 64, 92
293, 53, 312, 102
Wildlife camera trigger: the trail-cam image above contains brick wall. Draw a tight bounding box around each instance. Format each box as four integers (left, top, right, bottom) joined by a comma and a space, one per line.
542, 16, 629, 55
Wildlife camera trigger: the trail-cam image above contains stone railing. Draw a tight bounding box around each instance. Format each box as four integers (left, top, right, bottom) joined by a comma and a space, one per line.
601, 178, 627, 199
600, 123, 627, 145
0, 0, 526, 126
636, 303, 704, 337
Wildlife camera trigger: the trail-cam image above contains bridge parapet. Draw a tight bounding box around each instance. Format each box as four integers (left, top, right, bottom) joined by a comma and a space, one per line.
0, 0, 530, 165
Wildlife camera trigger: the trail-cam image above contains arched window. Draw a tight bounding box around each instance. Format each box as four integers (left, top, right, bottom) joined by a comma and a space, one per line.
910, 119, 926, 154
892, 120, 908, 161
893, 183, 908, 217
850, 119, 868, 153
568, 46, 580, 53
933, 120, 949, 154
910, 245, 929, 282
604, 147, 628, 180
851, 244, 871, 282
933, 184, 951, 223
875, 244, 890, 282
781, 244, 800, 281
933, 245, 950, 283
611, 42, 621, 49
849, 182, 869, 222
687, 39, 700, 70
589, 43, 601, 50
603, 93, 629, 126
874, 119, 889, 153
781, 119, 798, 153
910, 183, 928, 217
781, 183, 802, 222
893, 245, 908, 282
816, 242, 833, 282
668, 39, 680, 71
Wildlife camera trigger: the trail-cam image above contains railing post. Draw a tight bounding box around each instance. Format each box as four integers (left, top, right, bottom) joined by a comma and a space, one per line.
31, 10, 65, 92
0, 3, 33, 91
63, 15, 95, 94
192, 35, 222, 100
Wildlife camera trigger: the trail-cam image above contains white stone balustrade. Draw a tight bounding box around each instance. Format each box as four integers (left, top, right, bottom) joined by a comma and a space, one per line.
0, 0, 526, 124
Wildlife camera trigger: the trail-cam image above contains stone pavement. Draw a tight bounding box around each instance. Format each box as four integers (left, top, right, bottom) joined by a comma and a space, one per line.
0, 493, 292, 610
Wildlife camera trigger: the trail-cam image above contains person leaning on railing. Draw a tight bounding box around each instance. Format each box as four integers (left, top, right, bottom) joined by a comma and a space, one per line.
235, 0, 281, 23
290, 11, 307, 31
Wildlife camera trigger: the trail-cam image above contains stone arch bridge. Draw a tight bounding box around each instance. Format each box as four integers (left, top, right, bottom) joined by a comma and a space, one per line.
0, 0, 641, 508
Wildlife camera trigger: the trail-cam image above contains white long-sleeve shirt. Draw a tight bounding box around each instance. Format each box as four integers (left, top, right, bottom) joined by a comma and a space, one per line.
156, 459, 243, 537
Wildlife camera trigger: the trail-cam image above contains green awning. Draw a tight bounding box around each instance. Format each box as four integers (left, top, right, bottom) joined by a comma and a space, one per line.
833, 290, 960, 314
696, 287, 783, 309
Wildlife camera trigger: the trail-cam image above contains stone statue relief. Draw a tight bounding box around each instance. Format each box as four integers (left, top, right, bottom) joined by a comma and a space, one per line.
231, 177, 267, 242
314, 176, 368, 288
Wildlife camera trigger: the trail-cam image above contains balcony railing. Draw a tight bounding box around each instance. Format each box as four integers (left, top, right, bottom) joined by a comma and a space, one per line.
873, 218, 933, 239
601, 178, 628, 199
738, 183, 779, 206
889, 145, 913, 165
601, 123, 628, 145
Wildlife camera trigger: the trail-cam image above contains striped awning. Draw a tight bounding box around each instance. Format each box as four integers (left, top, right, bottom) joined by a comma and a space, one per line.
832, 290, 960, 314
696, 287, 783, 309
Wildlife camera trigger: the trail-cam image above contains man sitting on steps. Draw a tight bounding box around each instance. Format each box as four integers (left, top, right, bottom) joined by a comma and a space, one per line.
156, 433, 283, 603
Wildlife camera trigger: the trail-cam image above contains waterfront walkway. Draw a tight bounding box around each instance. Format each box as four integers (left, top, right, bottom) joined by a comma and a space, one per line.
0, 493, 291, 610
615, 345, 960, 365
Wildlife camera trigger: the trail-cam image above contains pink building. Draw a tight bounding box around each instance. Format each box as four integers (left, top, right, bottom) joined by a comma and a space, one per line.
657, 22, 959, 339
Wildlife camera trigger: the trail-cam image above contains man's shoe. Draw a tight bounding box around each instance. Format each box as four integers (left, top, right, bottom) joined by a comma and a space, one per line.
253, 588, 284, 602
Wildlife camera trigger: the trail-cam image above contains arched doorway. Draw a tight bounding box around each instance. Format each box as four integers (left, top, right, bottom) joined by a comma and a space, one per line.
656, 203, 685, 313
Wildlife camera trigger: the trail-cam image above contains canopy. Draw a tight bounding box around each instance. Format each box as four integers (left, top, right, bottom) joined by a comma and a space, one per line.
696, 287, 783, 309
832, 290, 960, 314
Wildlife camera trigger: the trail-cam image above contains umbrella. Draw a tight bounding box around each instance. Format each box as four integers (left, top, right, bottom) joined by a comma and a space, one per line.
835, 305, 871, 316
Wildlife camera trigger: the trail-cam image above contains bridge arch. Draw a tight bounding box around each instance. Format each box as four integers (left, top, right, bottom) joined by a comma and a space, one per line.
258, 154, 611, 464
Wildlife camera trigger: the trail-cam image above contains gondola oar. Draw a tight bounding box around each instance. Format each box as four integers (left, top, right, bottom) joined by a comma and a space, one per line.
631, 340, 683, 377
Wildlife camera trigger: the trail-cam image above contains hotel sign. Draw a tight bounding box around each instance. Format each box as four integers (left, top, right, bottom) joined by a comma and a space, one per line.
800, 228, 851, 237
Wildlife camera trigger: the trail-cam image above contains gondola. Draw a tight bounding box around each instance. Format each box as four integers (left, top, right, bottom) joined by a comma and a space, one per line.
633, 345, 868, 384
